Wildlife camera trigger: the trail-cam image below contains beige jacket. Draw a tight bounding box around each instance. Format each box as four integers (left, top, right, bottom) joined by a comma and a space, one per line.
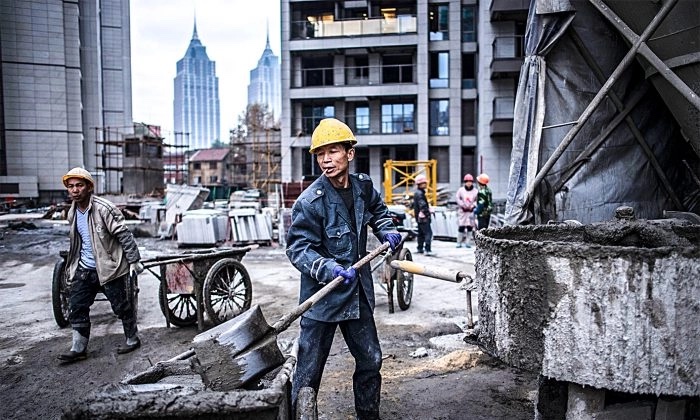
66, 195, 141, 285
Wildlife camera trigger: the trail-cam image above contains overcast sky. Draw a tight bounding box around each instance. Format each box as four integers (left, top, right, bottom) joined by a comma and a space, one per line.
130, 0, 281, 143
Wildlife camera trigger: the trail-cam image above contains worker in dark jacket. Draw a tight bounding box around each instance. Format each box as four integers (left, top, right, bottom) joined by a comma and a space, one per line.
286, 118, 402, 420
58, 167, 144, 363
412, 174, 434, 256
474, 173, 494, 230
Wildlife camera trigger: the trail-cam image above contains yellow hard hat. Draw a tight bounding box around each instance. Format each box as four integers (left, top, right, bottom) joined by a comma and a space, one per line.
309, 118, 357, 154
62, 167, 95, 187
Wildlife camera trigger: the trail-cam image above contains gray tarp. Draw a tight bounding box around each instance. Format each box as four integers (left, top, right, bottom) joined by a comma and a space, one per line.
505, 0, 700, 225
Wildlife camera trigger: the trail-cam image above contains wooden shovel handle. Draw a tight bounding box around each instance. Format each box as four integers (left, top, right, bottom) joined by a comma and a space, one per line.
271, 241, 392, 333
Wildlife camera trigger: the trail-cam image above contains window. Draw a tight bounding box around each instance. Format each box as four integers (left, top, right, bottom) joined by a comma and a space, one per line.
462, 53, 476, 89
381, 102, 415, 134
0, 183, 19, 194
144, 143, 162, 158
462, 5, 477, 42
429, 4, 449, 40
125, 139, 140, 157
209, 162, 218, 169
429, 100, 449, 135
429, 52, 449, 88
193, 163, 201, 170
302, 56, 334, 87
302, 104, 335, 135
429, 147, 449, 182
209, 175, 218, 183
382, 54, 413, 83
354, 147, 370, 176
356, 107, 370, 134
461, 99, 477, 135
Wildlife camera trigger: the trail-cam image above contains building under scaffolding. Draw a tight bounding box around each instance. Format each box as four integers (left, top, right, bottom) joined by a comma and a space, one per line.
95, 123, 188, 196
230, 128, 282, 201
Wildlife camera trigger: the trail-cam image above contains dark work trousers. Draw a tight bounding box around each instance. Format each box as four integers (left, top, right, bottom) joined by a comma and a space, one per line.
477, 215, 491, 230
292, 287, 382, 420
68, 268, 137, 340
416, 221, 433, 253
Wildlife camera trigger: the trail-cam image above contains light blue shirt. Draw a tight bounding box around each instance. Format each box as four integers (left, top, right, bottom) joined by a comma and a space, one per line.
76, 209, 96, 269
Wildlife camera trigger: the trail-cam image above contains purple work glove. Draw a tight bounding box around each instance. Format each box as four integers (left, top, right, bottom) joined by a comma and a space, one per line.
332, 265, 357, 285
383, 232, 402, 252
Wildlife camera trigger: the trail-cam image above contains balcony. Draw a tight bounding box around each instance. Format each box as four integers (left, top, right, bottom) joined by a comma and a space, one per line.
291, 16, 417, 40
490, 0, 529, 21
490, 96, 515, 137
291, 64, 415, 88
491, 35, 524, 79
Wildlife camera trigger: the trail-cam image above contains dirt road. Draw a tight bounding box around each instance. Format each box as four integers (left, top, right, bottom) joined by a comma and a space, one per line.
0, 218, 537, 419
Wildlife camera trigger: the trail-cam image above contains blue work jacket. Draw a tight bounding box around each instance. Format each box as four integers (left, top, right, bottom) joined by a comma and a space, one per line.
285, 173, 397, 322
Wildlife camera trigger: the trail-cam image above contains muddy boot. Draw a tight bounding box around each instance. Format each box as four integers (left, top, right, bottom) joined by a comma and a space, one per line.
117, 333, 141, 354
58, 330, 88, 363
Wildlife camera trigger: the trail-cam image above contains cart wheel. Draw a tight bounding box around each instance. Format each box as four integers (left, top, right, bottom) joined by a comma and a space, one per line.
396, 248, 414, 310
203, 258, 253, 325
158, 287, 198, 327
52, 259, 70, 328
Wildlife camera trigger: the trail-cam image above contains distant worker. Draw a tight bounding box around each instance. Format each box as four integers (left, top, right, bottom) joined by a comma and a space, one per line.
58, 167, 144, 363
455, 173, 478, 247
412, 174, 434, 256
474, 173, 494, 230
285, 118, 402, 420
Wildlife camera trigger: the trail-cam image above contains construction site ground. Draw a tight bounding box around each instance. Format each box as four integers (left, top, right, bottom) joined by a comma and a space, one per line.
0, 216, 538, 420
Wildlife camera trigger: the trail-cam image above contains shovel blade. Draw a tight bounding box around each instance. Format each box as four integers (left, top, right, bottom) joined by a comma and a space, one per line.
192, 304, 285, 390
193, 304, 272, 356
196, 334, 286, 391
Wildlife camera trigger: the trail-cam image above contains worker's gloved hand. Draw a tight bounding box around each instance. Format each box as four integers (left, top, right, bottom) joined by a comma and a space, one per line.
333, 265, 357, 285
383, 232, 402, 252
129, 261, 144, 277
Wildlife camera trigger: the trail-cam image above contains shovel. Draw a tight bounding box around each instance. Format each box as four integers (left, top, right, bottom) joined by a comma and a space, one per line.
192, 241, 393, 390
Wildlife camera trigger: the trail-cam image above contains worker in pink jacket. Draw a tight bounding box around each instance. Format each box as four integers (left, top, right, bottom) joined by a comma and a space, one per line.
455, 174, 478, 248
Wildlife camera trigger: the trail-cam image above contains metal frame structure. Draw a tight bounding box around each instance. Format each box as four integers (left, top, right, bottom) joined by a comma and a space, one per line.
519, 0, 699, 223
382, 159, 438, 206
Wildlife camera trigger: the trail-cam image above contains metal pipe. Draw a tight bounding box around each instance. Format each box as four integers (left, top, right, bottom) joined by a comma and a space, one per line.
591, 0, 700, 111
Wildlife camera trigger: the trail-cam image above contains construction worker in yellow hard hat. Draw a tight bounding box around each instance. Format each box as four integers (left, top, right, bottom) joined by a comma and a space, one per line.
286, 118, 401, 419
309, 117, 358, 154
58, 167, 144, 363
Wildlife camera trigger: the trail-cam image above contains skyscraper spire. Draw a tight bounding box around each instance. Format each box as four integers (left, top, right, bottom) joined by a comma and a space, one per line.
192, 11, 199, 40
266, 19, 270, 48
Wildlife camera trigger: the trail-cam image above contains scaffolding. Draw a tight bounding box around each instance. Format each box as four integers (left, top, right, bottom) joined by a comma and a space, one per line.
93, 124, 188, 196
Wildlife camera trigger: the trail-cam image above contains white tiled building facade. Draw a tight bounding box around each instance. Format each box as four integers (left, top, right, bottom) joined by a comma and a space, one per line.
0, 0, 132, 201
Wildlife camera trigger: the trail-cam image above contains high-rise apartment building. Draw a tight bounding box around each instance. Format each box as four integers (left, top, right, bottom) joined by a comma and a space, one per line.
280, 0, 527, 199
0, 0, 133, 203
248, 31, 281, 122
173, 21, 221, 151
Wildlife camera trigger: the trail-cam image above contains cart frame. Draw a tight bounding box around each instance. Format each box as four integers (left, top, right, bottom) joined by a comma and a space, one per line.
52, 245, 257, 331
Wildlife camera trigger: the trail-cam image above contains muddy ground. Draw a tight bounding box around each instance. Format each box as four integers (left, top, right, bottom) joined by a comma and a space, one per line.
0, 218, 537, 419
